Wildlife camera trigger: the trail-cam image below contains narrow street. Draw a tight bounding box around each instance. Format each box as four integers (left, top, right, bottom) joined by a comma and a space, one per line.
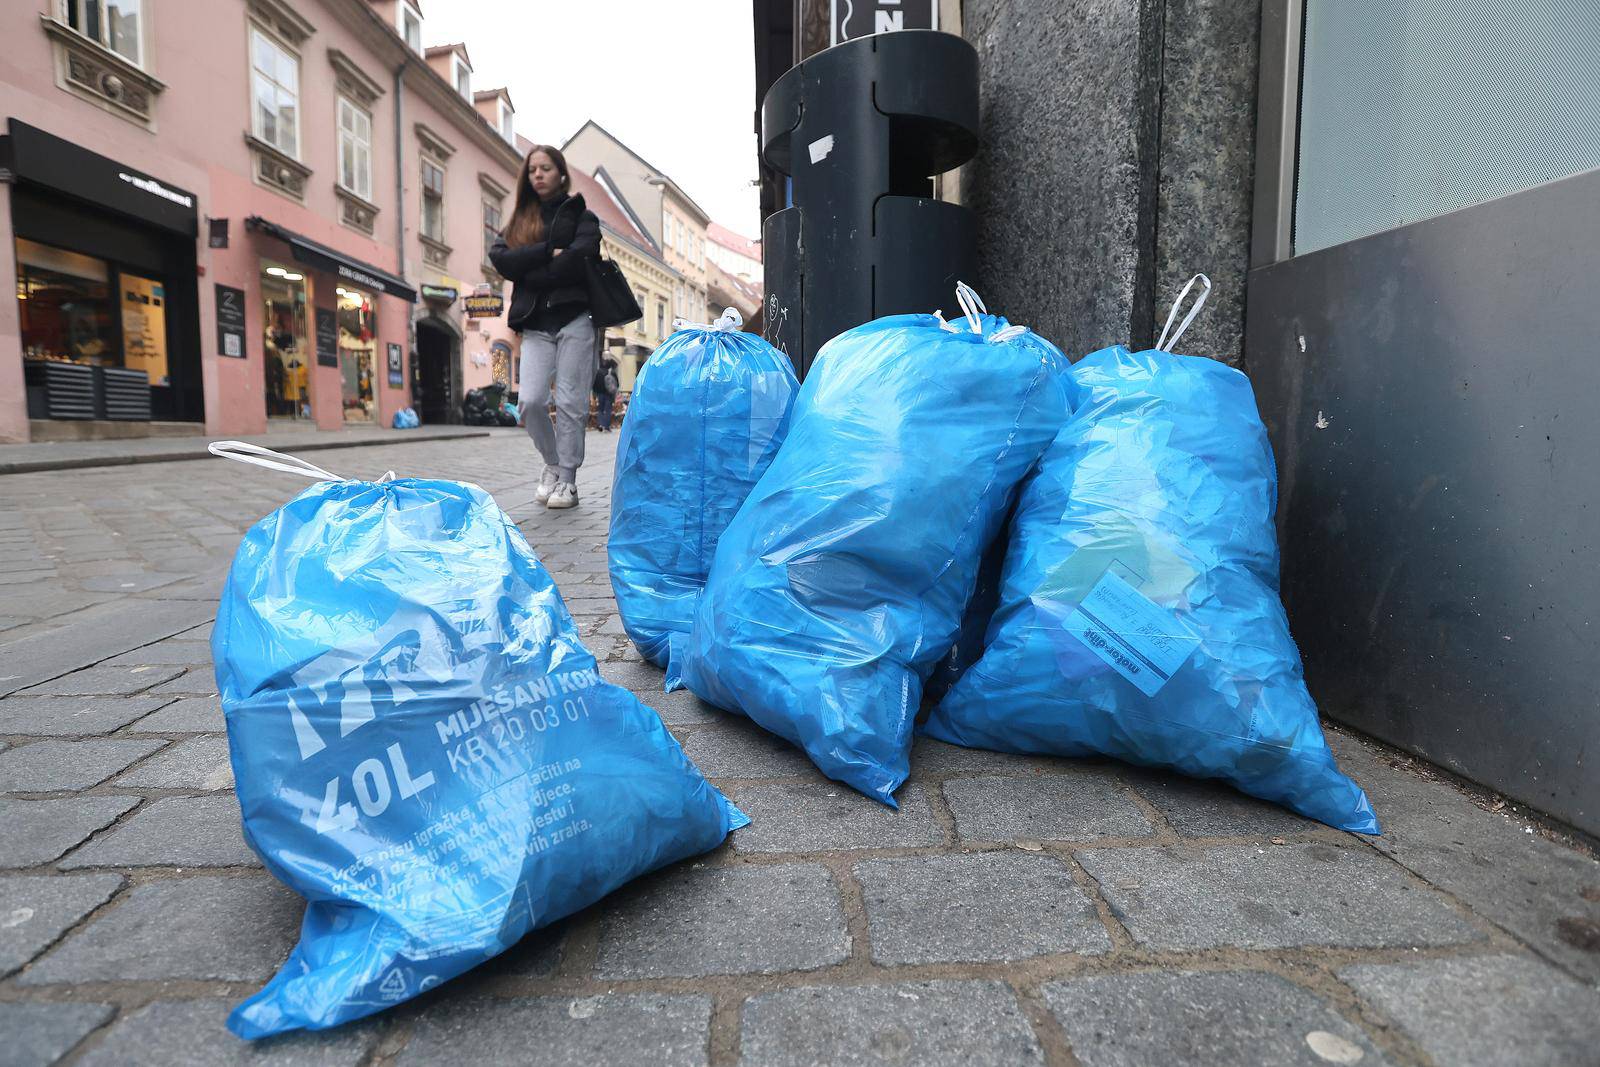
1, 431, 1596, 1066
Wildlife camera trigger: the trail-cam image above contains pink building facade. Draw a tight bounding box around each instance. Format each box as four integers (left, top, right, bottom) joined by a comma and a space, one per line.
0, 0, 522, 444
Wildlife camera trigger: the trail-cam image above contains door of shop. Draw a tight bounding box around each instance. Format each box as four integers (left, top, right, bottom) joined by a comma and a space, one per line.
414, 319, 454, 426
1245, 1, 1600, 834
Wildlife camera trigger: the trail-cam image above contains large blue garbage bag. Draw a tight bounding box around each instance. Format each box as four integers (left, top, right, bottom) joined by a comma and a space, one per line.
921, 334, 1379, 833
609, 309, 798, 666
667, 289, 1076, 805
212, 461, 747, 1038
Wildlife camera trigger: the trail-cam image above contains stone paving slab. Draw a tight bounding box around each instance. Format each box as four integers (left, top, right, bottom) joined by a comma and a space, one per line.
124, 695, 225, 733
61, 795, 257, 869
74, 998, 375, 1067
398, 994, 711, 1067
730, 782, 944, 854
0, 1001, 115, 1067
594, 863, 851, 979
944, 770, 1155, 843
1329, 732, 1600, 983
1125, 769, 1323, 838
741, 981, 1045, 1066
18, 665, 185, 698
679, 722, 821, 780
0, 873, 123, 978
1044, 970, 1386, 1067
855, 851, 1111, 964
1080, 842, 1483, 951
21, 875, 299, 985
0, 738, 166, 791
0, 796, 139, 867
0, 696, 173, 736
1340, 954, 1600, 1067
110, 735, 233, 790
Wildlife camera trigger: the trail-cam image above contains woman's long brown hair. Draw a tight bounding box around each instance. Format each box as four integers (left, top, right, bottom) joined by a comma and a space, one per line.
503, 145, 570, 247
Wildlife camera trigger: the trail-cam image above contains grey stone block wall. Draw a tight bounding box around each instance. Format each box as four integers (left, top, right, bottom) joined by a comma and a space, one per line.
964, 0, 1261, 366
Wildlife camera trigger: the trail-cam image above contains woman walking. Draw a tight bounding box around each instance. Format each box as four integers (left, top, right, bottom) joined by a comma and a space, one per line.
490, 145, 601, 509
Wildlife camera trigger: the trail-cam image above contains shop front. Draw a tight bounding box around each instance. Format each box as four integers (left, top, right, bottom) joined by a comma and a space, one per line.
3, 119, 201, 430
244, 217, 416, 428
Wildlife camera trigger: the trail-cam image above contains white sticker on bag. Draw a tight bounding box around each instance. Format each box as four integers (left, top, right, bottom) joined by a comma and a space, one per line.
1065, 570, 1200, 697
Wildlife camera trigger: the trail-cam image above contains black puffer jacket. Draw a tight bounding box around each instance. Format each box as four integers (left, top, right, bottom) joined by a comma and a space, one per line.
488, 192, 601, 333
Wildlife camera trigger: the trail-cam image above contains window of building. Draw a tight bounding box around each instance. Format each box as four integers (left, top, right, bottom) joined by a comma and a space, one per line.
657, 299, 666, 341
336, 286, 376, 423
251, 26, 299, 157
399, 1, 422, 53
421, 157, 445, 242
261, 261, 310, 419
454, 56, 471, 99
64, 0, 143, 67
500, 103, 514, 142
483, 198, 502, 262
337, 97, 372, 201
634, 290, 646, 334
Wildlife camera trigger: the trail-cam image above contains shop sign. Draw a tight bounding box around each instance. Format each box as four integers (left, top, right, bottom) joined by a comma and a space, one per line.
464, 291, 505, 318
420, 284, 458, 305
5, 120, 198, 236
831, 0, 936, 44
215, 284, 247, 358
388, 342, 403, 388
315, 307, 338, 368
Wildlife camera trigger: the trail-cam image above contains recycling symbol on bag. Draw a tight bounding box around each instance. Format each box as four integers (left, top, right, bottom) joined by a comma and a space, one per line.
377, 968, 408, 1001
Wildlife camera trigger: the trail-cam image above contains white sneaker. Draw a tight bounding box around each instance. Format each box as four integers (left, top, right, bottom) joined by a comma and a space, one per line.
535, 467, 559, 503
546, 482, 578, 510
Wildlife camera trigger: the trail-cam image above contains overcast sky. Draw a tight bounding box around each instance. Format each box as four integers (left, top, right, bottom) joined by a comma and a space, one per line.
421, 0, 761, 237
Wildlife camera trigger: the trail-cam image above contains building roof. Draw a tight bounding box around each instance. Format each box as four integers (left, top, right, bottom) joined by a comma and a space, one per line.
561, 119, 713, 225
474, 87, 513, 108
707, 222, 761, 260
425, 42, 471, 67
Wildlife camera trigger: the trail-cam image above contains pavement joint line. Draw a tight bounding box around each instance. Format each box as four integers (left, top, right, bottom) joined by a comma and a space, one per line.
1006, 979, 1084, 1067
706, 990, 744, 1067
1291, 959, 1439, 1067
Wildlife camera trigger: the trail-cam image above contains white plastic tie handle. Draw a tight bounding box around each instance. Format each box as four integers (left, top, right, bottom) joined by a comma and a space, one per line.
1155, 273, 1212, 353
954, 281, 988, 334
208, 441, 347, 482
672, 307, 744, 334
950, 282, 1029, 343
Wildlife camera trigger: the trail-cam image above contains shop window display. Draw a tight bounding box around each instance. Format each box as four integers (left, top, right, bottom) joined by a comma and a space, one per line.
262, 264, 310, 419
337, 286, 376, 422
17, 238, 119, 366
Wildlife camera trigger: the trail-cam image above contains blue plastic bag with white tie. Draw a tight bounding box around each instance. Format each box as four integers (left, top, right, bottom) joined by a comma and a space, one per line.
921, 277, 1379, 833
208, 442, 746, 1039
608, 308, 798, 666
667, 286, 1078, 805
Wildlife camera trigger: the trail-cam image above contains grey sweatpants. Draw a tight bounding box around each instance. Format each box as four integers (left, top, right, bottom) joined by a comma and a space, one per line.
518, 314, 595, 483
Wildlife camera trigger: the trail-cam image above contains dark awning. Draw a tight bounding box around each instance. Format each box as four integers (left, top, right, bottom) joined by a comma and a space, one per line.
246, 216, 416, 303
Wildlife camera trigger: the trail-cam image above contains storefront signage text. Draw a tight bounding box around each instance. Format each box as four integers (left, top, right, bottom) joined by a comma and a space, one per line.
118, 171, 194, 208
338, 263, 391, 295
216, 284, 247, 358
421, 284, 458, 304
464, 292, 504, 318
315, 307, 338, 368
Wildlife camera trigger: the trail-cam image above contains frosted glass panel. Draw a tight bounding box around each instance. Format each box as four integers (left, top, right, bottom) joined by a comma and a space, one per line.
1296, 0, 1600, 255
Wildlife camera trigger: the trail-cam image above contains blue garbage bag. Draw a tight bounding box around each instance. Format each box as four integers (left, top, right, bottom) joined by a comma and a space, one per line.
667, 288, 1077, 805
609, 309, 798, 666
921, 315, 1378, 833
211, 452, 747, 1039
392, 407, 419, 429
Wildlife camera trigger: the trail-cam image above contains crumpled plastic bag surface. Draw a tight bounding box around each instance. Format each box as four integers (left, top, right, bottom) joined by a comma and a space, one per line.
609, 315, 798, 666
214, 477, 746, 1038
668, 308, 1076, 805
922, 345, 1378, 833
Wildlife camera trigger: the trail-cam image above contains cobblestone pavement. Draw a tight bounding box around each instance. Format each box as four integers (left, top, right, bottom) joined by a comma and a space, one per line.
1, 430, 1597, 1066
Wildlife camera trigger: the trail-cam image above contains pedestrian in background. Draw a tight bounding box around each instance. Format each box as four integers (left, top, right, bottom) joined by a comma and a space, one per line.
594, 350, 620, 432
490, 144, 600, 510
